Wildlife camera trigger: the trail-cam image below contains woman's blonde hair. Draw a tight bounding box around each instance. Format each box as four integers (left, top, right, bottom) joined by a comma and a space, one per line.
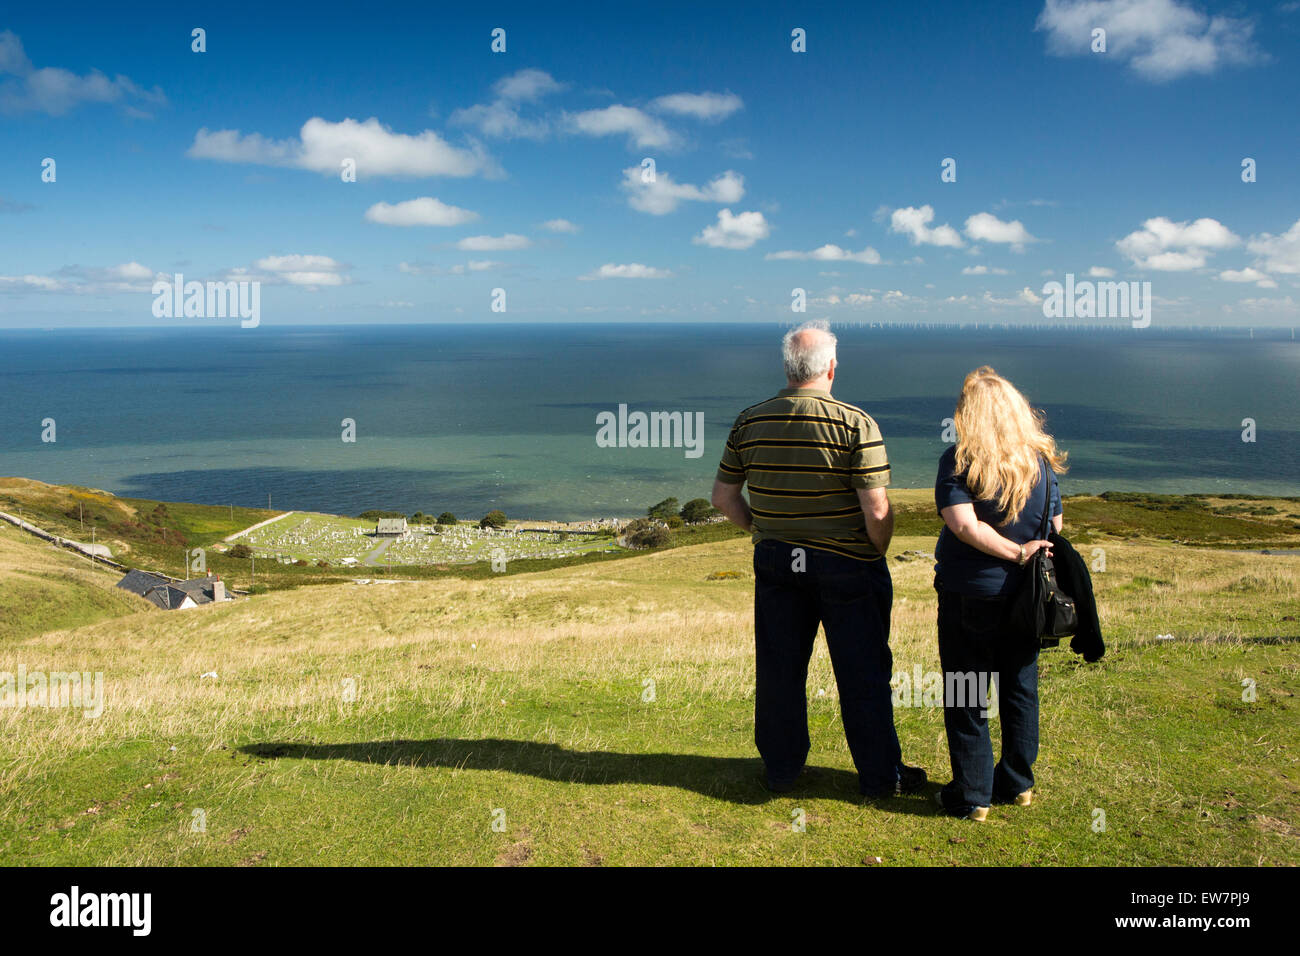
953, 366, 1067, 523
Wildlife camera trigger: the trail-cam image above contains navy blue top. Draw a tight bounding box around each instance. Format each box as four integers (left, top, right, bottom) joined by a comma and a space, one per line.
933, 445, 1061, 597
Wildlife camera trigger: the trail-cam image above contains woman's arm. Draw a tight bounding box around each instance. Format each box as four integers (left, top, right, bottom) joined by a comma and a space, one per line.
941, 502, 1052, 563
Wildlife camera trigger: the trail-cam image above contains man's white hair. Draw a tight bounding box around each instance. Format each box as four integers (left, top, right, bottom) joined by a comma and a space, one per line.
782, 320, 837, 383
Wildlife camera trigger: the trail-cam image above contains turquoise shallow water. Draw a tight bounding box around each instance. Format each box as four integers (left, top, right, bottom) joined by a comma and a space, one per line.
1, 323, 1297, 520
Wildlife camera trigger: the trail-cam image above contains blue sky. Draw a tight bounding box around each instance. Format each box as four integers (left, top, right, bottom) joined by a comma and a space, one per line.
2, 0, 1299, 327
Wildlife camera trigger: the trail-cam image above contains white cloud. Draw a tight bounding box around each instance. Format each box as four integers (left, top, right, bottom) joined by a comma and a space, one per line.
1018, 287, 1043, 305
1035, 0, 1264, 81
1227, 295, 1298, 315
0, 274, 67, 293
766, 244, 882, 265
567, 105, 676, 149
964, 212, 1038, 250
889, 205, 965, 248
1115, 216, 1239, 270
108, 261, 155, 281
0, 30, 166, 116
454, 234, 531, 251
621, 166, 744, 215
364, 197, 479, 227
400, 260, 502, 276
493, 68, 565, 102
449, 68, 564, 140
962, 265, 1011, 275
1246, 218, 1300, 274
1088, 266, 1116, 277
252, 254, 349, 287
1218, 267, 1276, 288
188, 117, 492, 178
650, 91, 743, 121
0, 261, 171, 295
540, 218, 579, 233
693, 209, 770, 250
579, 263, 671, 280
814, 292, 877, 308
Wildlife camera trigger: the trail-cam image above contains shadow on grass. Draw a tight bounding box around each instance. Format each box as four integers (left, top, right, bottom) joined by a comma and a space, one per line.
240, 737, 938, 813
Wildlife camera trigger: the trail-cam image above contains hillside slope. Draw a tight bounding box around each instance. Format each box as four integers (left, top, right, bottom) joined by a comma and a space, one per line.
2, 529, 1297, 866
0, 518, 149, 640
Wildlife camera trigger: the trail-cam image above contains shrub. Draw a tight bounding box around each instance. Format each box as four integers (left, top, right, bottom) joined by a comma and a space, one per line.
680, 498, 718, 523
228, 543, 252, 559
437, 512, 458, 525
647, 498, 679, 521
623, 518, 670, 549
480, 510, 507, 529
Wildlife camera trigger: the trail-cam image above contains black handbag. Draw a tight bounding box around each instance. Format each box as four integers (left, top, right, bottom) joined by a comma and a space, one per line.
1009, 458, 1078, 648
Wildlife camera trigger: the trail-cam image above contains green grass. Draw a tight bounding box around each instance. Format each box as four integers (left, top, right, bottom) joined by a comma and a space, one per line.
2, 511, 1297, 866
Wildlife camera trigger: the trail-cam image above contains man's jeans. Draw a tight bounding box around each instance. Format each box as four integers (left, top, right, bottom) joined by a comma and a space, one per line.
936, 587, 1039, 812
753, 539, 902, 794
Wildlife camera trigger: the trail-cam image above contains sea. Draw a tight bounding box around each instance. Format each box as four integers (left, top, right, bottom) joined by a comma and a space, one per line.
1, 323, 1297, 520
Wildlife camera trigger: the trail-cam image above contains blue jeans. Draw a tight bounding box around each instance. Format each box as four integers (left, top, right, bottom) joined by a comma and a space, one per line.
936, 586, 1040, 813
753, 540, 902, 794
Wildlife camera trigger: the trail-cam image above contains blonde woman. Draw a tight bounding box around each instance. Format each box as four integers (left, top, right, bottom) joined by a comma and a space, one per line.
932, 366, 1067, 822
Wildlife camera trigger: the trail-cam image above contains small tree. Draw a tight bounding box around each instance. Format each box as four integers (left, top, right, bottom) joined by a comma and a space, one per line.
228, 543, 252, 559
480, 510, 507, 529
623, 518, 670, 549
436, 512, 458, 526
680, 498, 718, 523
647, 497, 680, 521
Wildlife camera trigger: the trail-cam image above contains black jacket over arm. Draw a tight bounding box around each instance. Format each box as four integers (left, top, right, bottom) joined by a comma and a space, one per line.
1049, 533, 1104, 662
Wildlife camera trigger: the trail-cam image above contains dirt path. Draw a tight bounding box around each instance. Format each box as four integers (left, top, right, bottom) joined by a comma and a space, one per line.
224, 511, 294, 543
363, 537, 395, 567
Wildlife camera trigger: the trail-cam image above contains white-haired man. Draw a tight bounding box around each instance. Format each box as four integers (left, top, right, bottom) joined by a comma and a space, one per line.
712, 321, 926, 797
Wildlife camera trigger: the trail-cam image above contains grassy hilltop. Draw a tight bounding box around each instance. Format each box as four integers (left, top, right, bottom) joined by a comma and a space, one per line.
1, 479, 1298, 866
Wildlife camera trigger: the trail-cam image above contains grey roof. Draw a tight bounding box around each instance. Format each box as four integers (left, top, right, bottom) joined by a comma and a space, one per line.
117, 571, 224, 609
376, 518, 407, 533
116, 569, 170, 597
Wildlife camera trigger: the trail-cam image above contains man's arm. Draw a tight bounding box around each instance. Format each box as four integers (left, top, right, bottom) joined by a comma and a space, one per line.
711, 479, 753, 533
856, 486, 893, 556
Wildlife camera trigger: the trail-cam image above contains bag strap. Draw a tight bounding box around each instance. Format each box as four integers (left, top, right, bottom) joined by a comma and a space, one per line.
1035, 456, 1052, 541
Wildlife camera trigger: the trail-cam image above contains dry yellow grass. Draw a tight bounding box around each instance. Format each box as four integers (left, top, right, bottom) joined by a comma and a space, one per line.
2, 511, 1297, 865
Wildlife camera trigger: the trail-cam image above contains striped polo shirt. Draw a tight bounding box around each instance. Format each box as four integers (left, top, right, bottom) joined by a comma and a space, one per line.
716, 387, 890, 561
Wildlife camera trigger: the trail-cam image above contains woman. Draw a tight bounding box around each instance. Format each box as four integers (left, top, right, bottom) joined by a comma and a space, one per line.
933, 366, 1067, 821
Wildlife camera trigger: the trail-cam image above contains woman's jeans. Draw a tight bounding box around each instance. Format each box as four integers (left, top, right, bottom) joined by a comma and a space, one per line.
936, 586, 1040, 812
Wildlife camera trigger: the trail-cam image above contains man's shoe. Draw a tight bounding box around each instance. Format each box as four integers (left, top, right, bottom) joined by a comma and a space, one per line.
764, 776, 796, 793
897, 763, 927, 794
933, 790, 990, 822
764, 766, 819, 793
862, 763, 927, 798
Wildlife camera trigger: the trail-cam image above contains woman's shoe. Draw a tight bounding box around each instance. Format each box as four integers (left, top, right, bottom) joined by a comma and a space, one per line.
993, 789, 1033, 806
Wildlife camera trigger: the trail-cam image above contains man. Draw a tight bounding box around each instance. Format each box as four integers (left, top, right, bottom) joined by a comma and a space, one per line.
711, 320, 925, 798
